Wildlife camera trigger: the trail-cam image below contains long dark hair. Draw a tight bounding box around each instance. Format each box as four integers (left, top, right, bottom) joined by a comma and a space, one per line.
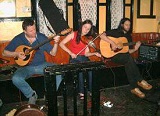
117, 18, 131, 33
76, 19, 93, 44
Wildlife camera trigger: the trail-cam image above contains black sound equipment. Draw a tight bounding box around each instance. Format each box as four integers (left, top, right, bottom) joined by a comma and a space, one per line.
138, 44, 160, 61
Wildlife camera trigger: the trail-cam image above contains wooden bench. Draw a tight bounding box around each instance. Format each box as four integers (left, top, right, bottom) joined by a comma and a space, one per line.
0, 32, 159, 103
0, 32, 159, 78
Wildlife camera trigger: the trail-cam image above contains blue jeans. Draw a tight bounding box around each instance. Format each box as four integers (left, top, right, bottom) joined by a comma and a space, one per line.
70, 56, 92, 94
12, 62, 62, 98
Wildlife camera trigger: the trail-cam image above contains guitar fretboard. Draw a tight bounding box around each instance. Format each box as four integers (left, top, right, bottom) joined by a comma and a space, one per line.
123, 42, 136, 46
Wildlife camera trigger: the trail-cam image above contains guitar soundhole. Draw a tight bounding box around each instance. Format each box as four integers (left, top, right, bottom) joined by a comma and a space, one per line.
23, 47, 30, 61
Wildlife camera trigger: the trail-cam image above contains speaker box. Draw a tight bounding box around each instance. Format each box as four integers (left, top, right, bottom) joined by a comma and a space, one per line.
138, 44, 160, 61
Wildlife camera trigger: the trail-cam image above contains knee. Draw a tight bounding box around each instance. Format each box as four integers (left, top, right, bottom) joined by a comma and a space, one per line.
12, 75, 24, 85
56, 75, 62, 82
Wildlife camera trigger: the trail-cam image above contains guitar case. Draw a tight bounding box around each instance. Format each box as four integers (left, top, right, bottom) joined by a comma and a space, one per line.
39, 0, 69, 33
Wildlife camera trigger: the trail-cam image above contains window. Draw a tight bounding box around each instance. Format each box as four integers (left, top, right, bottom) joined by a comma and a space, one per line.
137, 0, 156, 18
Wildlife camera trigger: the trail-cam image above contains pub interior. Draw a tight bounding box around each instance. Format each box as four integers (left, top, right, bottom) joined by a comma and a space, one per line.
1, 0, 160, 116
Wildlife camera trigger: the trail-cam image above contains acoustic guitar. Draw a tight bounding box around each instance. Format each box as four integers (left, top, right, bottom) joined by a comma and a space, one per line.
14, 28, 72, 66
100, 36, 136, 58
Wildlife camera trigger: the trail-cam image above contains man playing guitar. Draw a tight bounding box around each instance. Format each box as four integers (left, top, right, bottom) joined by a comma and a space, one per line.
2, 19, 63, 104
100, 18, 152, 98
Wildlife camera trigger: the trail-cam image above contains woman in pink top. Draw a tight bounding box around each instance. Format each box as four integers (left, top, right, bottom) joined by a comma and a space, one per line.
60, 19, 101, 99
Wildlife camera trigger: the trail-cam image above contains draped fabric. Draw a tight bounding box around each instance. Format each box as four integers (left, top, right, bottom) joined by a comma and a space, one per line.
79, 0, 97, 26
111, 0, 124, 29
38, 0, 67, 36
38, 8, 54, 36
53, 0, 67, 20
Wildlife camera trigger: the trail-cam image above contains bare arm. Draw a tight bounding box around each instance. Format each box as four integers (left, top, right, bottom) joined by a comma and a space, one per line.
59, 32, 77, 58
100, 33, 118, 50
2, 50, 26, 59
129, 41, 141, 54
50, 43, 58, 56
50, 36, 60, 56
2, 50, 18, 58
84, 47, 101, 57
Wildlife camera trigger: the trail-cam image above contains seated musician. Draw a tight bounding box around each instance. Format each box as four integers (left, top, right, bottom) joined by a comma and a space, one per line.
59, 19, 101, 100
2, 19, 62, 104
100, 18, 152, 98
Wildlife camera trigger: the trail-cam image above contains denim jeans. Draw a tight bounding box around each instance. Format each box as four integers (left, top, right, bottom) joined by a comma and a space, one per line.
70, 56, 92, 93
12, 62, 62, 98
111, 53, 143, 89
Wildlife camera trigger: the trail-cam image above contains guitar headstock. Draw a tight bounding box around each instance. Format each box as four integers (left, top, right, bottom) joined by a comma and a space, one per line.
59, 28, 72, 36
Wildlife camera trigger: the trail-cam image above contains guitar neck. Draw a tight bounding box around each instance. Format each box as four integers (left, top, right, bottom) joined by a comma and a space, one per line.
123, 42, 136, 46
29, 35, 56, 52
28, 28, 72, 53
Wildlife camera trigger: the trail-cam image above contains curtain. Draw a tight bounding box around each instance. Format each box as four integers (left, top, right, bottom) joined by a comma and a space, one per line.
79, 0, 97, 26
38, 0, 67, 36
111, 0, 123, 29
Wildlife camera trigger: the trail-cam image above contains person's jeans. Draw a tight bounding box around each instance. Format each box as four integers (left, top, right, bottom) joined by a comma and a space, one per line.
12, 62, 62, 98
111, 53, 143, 89
70, 56, 92, 94
78, 71, 92, 93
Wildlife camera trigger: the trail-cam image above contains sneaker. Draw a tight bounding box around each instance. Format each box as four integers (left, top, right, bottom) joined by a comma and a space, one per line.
28, 91, 38, 104
79, 93, 84, 100
131, 88, 145, 98
137, 80, 152, 90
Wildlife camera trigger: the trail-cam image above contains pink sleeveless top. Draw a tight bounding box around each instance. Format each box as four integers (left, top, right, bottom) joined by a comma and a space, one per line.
69, 32, 86, 55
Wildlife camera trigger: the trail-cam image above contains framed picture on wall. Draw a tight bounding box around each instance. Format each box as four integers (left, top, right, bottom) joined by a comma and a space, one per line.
0, 0, 16, 17
137, 0, 156, 18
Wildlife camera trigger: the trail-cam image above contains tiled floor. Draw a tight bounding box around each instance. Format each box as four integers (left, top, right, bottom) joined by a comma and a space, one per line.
1, 79, 160, 116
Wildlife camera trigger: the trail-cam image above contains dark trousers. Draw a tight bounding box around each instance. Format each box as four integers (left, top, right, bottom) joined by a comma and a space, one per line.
111, 53, 143, 89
